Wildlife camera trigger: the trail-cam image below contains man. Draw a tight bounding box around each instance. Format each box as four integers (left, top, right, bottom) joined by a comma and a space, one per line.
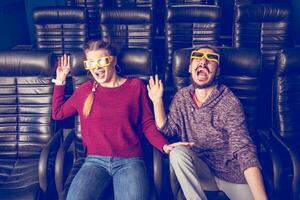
147, 46, 268, 200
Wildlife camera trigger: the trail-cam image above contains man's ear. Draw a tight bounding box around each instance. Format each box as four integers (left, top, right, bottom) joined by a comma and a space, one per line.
216, 66, 220, 76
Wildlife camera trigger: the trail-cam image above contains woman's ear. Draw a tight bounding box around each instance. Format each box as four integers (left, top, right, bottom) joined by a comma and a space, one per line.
111, 56, 117, 66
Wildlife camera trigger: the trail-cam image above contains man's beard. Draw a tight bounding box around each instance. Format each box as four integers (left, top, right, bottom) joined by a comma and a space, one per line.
190, 73, 218, 89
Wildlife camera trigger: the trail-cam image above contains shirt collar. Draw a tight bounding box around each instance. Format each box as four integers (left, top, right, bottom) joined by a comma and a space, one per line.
187, 84, 225, 108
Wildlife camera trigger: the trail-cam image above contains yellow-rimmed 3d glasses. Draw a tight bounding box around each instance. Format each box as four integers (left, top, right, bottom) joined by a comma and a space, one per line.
83, 56, 112, 70
190, 51, 220, 64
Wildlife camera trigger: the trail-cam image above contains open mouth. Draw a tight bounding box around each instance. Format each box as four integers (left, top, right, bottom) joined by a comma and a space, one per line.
196, 68, 208, 81
94, 68, 106, 79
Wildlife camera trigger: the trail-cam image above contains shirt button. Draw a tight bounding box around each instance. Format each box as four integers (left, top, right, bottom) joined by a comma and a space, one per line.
191, 108, 194, 112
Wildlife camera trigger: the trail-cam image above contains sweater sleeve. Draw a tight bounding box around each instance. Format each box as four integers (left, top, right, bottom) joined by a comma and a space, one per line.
159, 91, 183, 137
139, 82, 168, 153
52, 85, 78, 120
225, 100, 261, 173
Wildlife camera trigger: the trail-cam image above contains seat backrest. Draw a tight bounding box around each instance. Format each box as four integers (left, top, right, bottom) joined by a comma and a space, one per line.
100, 7, 153, 53
274, 48, 300, 140
112, 0, 156, 7
235, 0, 291, 5
65, 0, 110, 38
172, 47, 261, 140
233, 4, 292, 73
165, 5, 221, 85
33, 6, 88, 57
233, 4, 292, 128
70, 48, 153, 159
0, 51, 54, 159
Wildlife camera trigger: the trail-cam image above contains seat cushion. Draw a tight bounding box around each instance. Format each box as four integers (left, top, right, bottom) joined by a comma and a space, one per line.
0, 159, 40, 200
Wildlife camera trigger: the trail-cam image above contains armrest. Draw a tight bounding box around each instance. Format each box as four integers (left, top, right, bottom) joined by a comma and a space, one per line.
55, 129, 76, 195
39, 129, 63, 193
153, 148, 163, 197
258, 129, 289, 200
269, 130, 300, 200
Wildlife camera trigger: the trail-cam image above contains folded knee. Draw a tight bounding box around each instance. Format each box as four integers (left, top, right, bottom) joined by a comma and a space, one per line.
169, 146, 192, 163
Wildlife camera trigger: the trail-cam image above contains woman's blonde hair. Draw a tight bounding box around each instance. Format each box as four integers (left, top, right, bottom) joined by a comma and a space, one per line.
82, 39, 117, 118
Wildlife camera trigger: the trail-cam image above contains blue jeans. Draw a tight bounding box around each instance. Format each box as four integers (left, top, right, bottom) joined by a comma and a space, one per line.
66, 155, 149, 200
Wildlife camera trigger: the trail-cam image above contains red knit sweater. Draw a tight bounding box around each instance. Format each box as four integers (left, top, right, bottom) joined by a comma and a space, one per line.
52, 78, 168, 157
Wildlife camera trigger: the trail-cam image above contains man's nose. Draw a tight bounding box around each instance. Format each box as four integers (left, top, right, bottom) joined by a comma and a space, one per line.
199, 58, 208, 66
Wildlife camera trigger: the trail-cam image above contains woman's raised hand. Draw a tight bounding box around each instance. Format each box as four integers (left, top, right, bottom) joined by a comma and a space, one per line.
147, 74, 164, 104
56, 54, 70, 82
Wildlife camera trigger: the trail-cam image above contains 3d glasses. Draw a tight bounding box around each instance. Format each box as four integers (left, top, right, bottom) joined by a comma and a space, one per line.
83, 56, 112, 70
190, 51, 220, 64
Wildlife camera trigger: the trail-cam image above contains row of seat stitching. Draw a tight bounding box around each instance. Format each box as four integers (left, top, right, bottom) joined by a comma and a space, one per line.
17, 76, 54, 159
0, 77, 18, 186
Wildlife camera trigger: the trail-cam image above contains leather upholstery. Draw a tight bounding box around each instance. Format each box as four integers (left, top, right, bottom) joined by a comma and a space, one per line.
33, 6, 88, 57
272, 48, 300, 200
118, 48, 154, 80
165, 5, 221, 86
166, 0, 218, 7
112, 0, 155, 7
100, 7, 153, 53
234, 4, 292, 65
171, 47, 261, 199
258, 48, 300, 200
65, 0, 110, 38
274, 48, 300, 139
0, 51, 55, 200
235, 0, 290, 5
234, 4, 292, 128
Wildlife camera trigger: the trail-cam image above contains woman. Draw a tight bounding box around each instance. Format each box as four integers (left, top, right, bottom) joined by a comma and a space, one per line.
52, 39, 184, 200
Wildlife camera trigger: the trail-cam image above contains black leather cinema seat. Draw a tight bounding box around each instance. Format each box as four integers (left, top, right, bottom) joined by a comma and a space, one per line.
170, 47, 262, 199
259, 48, 300, 200
100, 7, 154, 53
33, 6, 89, 128
55, 49, 162, 200
65, 0, 110, 39
0, 51, 62, 200
165, 5, 221, 87
233, 3, 293, 129
33, 6, 88, 57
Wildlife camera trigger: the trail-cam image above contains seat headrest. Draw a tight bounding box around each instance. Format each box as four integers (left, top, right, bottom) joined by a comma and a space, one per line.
0, 51, 53, 76
70, 48, 153, 78
173, 47, 261, 78
118, 48, 152, 78
276, 48, 300, 76
70, 51, 86, 77
100, 7, 152, 24
33, 6, 86, 24
166, 5, 221, 22
235, 4, 291, 22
